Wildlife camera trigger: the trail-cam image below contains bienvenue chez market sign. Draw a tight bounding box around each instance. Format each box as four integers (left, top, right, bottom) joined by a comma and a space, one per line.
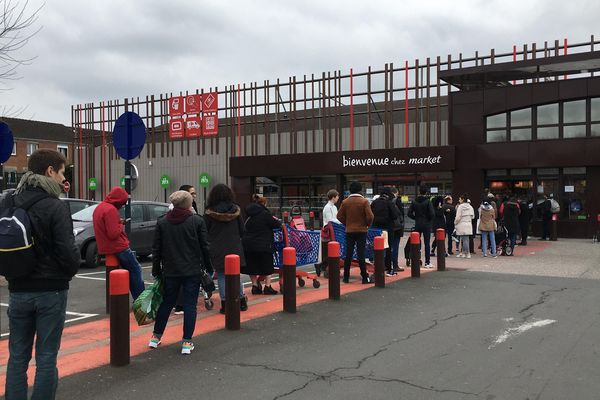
342, 154, 443, 168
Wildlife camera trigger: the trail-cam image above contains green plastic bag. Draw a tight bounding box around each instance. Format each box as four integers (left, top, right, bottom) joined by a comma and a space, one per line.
133, 278, 163, 326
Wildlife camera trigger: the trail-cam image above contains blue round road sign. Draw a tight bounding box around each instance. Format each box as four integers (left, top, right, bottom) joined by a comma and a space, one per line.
112, 112, 146, 160
0, 122, 14, 164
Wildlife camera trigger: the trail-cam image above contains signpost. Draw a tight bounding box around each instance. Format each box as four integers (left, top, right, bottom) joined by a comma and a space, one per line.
160, 174, 171, 203
199, 172, 211, 207
0, 122, 14, 192
63, 181, 71, 193
113, 112, 146, 235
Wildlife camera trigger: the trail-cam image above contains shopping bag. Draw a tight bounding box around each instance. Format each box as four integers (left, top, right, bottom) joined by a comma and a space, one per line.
132, 278, 164, 326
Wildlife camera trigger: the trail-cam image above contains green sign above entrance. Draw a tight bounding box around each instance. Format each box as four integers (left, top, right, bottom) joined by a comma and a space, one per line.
199, 172, 211, 188
160, 175, 171, 189
89, 178, 97, 191
120, 176, 125, 189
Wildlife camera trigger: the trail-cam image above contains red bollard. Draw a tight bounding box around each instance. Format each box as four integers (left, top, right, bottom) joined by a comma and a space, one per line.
328, 241, 340, 300
374, 236, 385, 288
225, 255, 241, 330
283, 211, 289, 224
309, 211, 315, 230
436, 229, 446, 271
551, 213, 558, 241
410, 232, 421, 278
110, 269, 130, 367
283, 247, 296, 313
105, 254, 120, 314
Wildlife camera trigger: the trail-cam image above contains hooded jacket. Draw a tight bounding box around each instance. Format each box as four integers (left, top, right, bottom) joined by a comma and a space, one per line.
478, 203, 496, 232
2, 186, 80, 292
152, 208, 213, 277
242, 203, 281, 253
370, 194, 399, 231
204, 202, 246, 272
454, 202, 475, 236
93, 187, 130, 255
408, 196, 435, 231
500, 201, 521, 234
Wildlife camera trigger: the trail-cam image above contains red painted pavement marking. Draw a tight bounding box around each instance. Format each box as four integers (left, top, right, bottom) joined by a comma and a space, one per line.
0, 268, 429, 395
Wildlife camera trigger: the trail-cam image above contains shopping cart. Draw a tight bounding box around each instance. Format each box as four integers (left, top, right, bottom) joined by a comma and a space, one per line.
327, 221, 383, 274
273, 224, 321, 289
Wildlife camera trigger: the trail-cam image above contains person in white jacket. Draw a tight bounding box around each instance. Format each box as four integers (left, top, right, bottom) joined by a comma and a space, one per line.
317, 189, 340, 276
454, 194, 475, 258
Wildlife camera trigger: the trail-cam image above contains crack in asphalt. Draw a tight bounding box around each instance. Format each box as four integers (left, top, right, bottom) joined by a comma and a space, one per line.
519, 287, 568, 318
219, 312, 485, 399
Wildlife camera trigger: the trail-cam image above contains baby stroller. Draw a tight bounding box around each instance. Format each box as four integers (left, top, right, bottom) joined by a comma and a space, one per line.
495, 223, 512, 256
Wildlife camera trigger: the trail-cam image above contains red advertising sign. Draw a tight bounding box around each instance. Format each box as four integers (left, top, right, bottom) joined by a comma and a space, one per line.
63, 181, 70, 193
203, 115, 218, 136
186, 117, 202, 137
185, 94, 201, 114
202, 92, 218, 113
169, 96, 184, 117
169, 118, 185, 139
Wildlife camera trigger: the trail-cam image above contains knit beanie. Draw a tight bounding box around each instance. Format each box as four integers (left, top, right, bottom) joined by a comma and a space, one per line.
169, 190, 193, 209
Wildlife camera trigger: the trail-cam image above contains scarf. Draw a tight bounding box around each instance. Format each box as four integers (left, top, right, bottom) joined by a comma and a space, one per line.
166, 207, 193, 224
16, 171, 63, 198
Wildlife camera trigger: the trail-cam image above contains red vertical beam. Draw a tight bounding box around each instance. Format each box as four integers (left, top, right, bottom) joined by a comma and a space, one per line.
78, 105, 83, 199
237, 84, 241, 156
564, 38, 568, 80
405, 60, 409, 147
512, 45, 516, 85
350, 68, 354, 151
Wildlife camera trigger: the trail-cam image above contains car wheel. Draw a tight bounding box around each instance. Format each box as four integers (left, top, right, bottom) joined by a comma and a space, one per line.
84, 241, 100, 269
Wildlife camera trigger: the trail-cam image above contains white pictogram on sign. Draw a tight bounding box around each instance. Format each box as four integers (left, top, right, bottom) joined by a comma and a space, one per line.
204, 93, 215, 110
205, 116, 215, 130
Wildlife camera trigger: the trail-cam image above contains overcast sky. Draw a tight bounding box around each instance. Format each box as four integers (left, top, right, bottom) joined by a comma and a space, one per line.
2, 0, 599, 125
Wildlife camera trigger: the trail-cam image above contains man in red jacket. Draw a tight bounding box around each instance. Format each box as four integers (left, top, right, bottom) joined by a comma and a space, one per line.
93, 187, 145, 299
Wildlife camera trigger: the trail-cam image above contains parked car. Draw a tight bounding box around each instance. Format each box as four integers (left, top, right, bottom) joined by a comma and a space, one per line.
71, 201, 170, 268
61, 197, 98, 215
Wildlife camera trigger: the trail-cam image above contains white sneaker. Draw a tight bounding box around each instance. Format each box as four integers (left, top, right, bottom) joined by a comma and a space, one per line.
466, 254, 471, 259
148, 336, 161, 349
456, 253, 465, 258
425, 263, 434, 269
181, 341, 195, 355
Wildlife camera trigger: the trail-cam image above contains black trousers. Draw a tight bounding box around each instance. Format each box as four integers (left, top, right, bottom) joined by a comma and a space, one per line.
343, 232, 368, 281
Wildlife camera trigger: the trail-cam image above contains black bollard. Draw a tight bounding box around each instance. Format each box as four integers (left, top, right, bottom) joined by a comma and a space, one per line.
551, 214, 558, 241
225, 255, 241, 330
283, 247, 296, 313
328, 241, 340, 300
410, 231, 421, 278
110, 269, 130, 367
436, 229, 446, 271
374, 236, 385, 288
105, 254, 120, 314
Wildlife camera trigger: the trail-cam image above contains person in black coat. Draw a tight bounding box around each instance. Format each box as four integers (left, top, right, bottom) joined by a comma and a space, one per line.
540, 195, 552, 240
242, 195, 282, 295
518, 197, 532, 245
500, 195, 521, 254
370, 187, 399, 275
204, 183, 248, 313
442, 195, 456, 254
151, 190, 213, 354
430, 196, 446, 256
390, 187, 405, 272
407, 186, 435, 268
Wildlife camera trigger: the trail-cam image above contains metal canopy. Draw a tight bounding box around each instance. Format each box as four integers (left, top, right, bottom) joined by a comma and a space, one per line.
439, 51, 600, 90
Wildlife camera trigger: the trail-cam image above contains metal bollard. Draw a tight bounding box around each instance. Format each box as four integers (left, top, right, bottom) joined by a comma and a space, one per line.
410, 232, 421, 278
105, 254, 120, 314
551, 214, 558, 241
309, 211, 315, 230
282, 247, 296, 313
328, 241, 340, 300
436, 228, 446, 271
110, 269, 130, 367
283, 211, 289, 224
225, 255, 241, 331
374, 236, 385, 288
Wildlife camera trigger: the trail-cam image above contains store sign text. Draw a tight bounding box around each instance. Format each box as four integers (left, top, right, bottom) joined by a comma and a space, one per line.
342, 154, 443, 168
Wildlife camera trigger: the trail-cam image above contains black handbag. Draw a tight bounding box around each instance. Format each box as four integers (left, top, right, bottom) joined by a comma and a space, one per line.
200, 269, 215, 293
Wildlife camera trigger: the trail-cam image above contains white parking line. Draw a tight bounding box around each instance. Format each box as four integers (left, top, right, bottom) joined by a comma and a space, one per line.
0, 303, 98, 337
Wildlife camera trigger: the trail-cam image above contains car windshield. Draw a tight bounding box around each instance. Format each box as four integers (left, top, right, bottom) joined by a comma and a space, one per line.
71, 204, 99, 222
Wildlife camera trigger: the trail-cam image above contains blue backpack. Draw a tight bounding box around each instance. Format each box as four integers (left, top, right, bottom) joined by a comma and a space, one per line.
0, 193, 48, 278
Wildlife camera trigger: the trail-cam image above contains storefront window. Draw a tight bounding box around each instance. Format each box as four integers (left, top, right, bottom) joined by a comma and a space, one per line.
563, 178, 586, 221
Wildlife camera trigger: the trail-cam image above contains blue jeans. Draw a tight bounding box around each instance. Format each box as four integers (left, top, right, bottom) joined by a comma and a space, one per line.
217, 272, 245, 300
480, 230, 497, 256
116, 248, 145, 300
6, 290, 68, 400
153, 276, 201, 340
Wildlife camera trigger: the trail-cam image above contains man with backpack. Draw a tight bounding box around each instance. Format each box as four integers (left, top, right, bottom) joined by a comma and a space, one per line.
0, 149, 80, 400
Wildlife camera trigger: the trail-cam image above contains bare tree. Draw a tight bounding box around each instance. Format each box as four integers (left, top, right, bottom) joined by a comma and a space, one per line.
0, 0, 42, 85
